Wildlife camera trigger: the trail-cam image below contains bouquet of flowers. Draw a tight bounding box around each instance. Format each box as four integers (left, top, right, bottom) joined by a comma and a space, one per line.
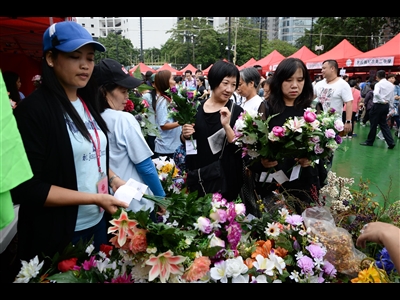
124, 90, 159, 138
233, 107, 345, 166
152, 156, 184, 197
166, 86, 200, 149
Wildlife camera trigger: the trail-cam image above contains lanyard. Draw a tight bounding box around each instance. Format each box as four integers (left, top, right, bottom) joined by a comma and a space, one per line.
80, 98, 103, 174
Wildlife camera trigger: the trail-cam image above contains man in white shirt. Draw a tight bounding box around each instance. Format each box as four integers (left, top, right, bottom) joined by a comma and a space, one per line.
360, 70, 395, 149
314, 59, 353, 134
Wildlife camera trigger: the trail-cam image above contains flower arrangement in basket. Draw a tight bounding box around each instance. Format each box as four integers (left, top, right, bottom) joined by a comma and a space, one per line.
233, 107, 345, 167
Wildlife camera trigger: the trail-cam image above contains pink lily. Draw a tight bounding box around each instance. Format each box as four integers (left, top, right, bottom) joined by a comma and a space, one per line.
145, 250, 186, 283
108, 210, 137, 247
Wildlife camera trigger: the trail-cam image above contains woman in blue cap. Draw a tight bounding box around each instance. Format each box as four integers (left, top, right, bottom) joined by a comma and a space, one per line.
11, 21, 129, 267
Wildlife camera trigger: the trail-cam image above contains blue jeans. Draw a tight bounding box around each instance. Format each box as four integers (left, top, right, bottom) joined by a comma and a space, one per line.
72, 214, 108, 252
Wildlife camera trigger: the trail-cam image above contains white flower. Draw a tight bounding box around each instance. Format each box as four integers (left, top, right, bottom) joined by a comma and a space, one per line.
234, 118, 246, 131
225, 256, 248, 278
251, 274, 268, 283
14, 256, 44, 283
231, 274, 250, 283
246, 109, 259, 119
209, 234, 226, 248
242, 134, 257, 145
85, 244, 95, 256
264, 222, 281, 237
268, 252, 286, 274
252, 254, 275, 276
210, 260, 228, 283
234, 203, 246, 216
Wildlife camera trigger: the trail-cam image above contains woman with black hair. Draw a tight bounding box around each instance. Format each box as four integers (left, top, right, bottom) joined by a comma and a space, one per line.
249, 57, 323, 214
10, 22, 128, 265
181, 60, 244, 202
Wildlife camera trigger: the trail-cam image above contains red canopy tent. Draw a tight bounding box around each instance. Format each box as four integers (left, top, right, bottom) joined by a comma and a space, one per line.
350, 33, 400, 68
202, 64, 213, 76
129, 62, 156, 77
305, 39, 363, 70
289, 45, 318, 62
254, 50, 286, 74
0, 17, 75, 96
156, 63, 182, 75
180, 63, 198, 74
238, 57, 257, 70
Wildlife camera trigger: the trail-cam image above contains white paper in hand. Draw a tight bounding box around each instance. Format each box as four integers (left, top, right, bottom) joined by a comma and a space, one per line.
113, 178, 148, 205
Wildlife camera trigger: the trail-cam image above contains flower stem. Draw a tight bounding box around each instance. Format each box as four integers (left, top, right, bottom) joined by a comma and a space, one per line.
190, 135, 197, 150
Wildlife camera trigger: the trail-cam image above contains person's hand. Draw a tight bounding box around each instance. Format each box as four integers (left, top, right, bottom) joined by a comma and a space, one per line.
260, 158, 278, 169
182, 123, 195, 139
356, 221, 398, 249
295, 157, 312, 168
343, 123, 352, 133
220, 106, 230, 127
110, 176, 126, 194
95, 194, 129, 215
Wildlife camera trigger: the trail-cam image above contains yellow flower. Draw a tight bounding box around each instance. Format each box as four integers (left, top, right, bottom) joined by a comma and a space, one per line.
351, 262, 389, 283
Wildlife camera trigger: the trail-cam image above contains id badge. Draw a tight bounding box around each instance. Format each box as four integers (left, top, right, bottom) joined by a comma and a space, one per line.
96, 173, 108, 212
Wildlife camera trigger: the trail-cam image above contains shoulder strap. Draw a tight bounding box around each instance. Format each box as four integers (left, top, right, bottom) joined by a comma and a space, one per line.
219, 100, 235, 159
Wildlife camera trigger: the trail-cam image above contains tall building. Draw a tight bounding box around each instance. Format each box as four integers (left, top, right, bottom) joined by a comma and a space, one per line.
278, 17, 316, 45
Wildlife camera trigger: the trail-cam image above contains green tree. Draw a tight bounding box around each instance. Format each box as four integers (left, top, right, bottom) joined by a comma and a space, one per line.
295, 17, 400, 53
95, 32, 139, 67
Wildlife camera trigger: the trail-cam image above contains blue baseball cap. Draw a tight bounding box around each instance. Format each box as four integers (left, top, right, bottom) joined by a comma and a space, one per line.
43, 21, 106, 53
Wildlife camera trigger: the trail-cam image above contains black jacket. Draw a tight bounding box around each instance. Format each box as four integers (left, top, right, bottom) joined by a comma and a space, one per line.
11, 87, 110, 261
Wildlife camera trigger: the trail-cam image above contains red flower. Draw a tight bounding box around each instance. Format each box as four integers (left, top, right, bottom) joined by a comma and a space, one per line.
58, 257, 78, 272
124, 99, 134, 112
100, 244, 113, 257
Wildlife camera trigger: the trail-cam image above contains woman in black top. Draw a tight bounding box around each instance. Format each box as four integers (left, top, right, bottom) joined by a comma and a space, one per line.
250, 58, 322, 214
181, 60, 244, 202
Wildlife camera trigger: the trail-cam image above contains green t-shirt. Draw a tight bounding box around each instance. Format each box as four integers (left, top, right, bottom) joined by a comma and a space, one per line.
0, 70, 33, 229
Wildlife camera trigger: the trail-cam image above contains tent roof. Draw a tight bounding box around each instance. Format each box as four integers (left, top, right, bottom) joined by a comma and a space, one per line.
202, 64, 213, 76
350, 33, 400, 67
180, 63, 198, 74
255, 50, 286, 73
157, 63, 182, 75
238, 57, 257, 70
305, 39, 363, 69
129, 62, 156, 76
0, 17, 74, 62
288, 45, 318, 62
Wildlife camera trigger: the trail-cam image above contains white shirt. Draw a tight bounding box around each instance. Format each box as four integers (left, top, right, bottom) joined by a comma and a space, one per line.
373, 78, 395, 107
314, 78, 353, 117
241, 94, 263, 113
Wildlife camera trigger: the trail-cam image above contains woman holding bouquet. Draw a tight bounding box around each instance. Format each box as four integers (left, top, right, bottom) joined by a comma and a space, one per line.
154, 70, 182, 159
181, 60, 244, 202
250, 57, 323, 214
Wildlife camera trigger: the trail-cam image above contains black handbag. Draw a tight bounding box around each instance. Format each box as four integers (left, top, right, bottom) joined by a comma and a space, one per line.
186, 101, 234, 197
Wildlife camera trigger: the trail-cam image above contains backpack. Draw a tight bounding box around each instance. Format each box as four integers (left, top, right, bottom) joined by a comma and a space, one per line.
361, 83, 371, 99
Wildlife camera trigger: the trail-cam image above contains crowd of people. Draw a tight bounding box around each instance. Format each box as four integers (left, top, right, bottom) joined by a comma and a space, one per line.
1, 21, 399, 282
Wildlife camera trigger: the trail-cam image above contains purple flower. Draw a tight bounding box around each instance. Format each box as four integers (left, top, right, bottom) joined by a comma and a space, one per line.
335, 134, 342, 144
195, 216, 212, 234
376, 247, 396, 272
314, 143, 324, 154
306, 244, 326, 259
187, 91, 194, 99
322, 260, 337, 277
297, 255, 314, 275
170, 86, 178, 94
225, 221, 242, 250
293, 240, 301, 251
285, 214, 303, 226
324, 128, 336, 139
